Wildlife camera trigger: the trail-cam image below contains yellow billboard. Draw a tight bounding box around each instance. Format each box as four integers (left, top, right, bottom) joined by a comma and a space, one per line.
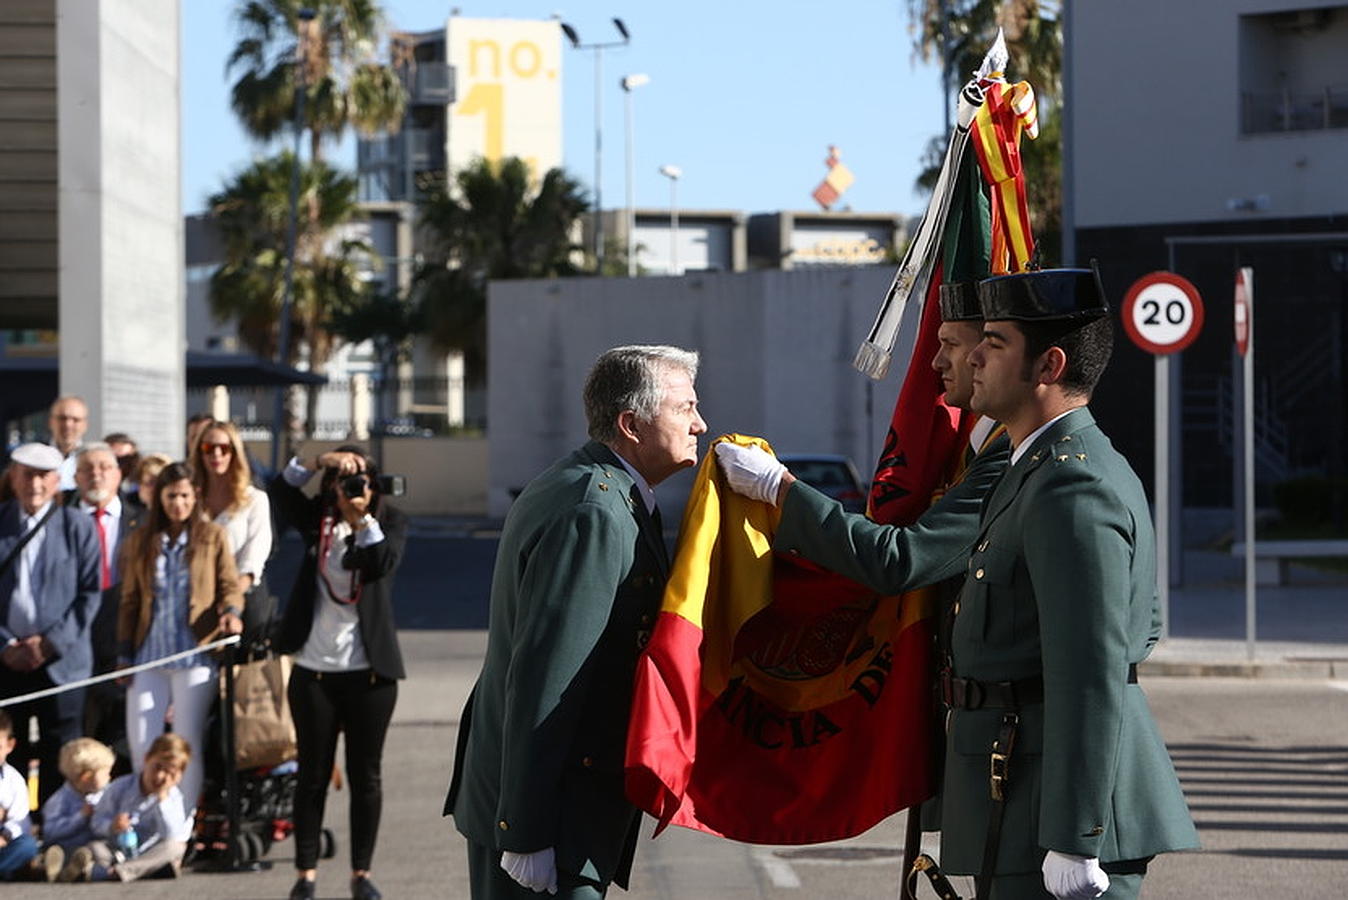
446, 17, 562, 178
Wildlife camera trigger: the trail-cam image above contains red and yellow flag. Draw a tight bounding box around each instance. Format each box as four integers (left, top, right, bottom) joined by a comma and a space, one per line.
625, 279, 974, 843
969, 79, 1038, 274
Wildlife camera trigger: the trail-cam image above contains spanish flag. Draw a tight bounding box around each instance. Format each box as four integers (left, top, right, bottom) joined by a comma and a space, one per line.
625, 283, 974, 843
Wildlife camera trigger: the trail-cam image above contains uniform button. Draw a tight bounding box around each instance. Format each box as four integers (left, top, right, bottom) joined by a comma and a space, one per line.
598, 482, 609, 491
640, 614, 652, 625
975, 568, 985, 580
582, 757, 594, 768
498, 820, 509, 831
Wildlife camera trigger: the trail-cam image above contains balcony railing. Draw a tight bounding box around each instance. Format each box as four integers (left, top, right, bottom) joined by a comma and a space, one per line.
1241, 85, 1348, 134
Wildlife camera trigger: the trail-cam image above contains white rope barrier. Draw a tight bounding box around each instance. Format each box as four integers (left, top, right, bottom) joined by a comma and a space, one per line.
0, 634, 243, 708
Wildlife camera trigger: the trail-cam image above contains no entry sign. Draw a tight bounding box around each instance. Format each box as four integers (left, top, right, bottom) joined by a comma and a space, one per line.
1121, 272, 1205, 355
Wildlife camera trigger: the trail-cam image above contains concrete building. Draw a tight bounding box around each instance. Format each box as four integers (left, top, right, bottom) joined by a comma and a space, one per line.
0, 0, 183, 451
1066, 0, 1348, 513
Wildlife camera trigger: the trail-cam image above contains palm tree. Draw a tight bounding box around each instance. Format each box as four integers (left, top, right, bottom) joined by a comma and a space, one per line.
227, 0, 406, 165
416, 157, 589, 378
907, 1, 1063, 261
208, 153, 379, 435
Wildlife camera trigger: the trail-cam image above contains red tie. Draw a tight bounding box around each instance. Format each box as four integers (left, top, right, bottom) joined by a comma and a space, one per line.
93, 508, 111, 590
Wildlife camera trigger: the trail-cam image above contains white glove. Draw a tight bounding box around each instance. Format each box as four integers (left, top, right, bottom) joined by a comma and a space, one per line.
500, 847, 557, 895
714, 443, 787, 505
1041, 850, 1110, 899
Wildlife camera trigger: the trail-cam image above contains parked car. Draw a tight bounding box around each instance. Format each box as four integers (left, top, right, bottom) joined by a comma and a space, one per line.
776, 453, 868, 513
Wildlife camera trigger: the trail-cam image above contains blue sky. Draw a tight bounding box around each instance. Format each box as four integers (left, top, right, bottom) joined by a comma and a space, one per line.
182, 1, 946, 218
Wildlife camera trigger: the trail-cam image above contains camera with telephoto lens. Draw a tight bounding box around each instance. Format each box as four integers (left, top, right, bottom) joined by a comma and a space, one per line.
338, 472, 406, 498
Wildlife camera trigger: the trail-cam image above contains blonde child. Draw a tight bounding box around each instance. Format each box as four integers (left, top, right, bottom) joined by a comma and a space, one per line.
35, 737, 115, 878
0, 709, 39, 881
57, 733, 193, 883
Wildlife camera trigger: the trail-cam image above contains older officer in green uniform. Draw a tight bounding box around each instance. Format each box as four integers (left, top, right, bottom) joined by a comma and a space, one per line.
447, 345, 707, 898
717, 269, 1197, 900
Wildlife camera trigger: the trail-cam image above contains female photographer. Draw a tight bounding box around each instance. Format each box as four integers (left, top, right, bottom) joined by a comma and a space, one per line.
268, 446, 407, 900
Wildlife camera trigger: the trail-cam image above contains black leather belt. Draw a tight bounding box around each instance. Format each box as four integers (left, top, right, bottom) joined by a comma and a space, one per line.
938, 663, 1138, 711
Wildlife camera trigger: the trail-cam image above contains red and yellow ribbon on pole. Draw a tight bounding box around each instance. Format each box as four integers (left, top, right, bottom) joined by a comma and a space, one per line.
969, 79, 1039, 274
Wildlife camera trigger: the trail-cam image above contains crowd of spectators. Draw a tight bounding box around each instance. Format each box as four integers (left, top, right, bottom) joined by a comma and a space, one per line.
0, 397, 271, 883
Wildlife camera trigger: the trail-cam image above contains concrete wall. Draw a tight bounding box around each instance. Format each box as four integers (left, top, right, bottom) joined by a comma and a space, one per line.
57, 0, 183, 451
1070, 0, 1348, 228
486, 267, 922, 520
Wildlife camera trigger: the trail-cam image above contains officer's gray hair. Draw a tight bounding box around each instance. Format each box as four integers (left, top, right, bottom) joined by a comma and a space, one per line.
584, 345, 700, 443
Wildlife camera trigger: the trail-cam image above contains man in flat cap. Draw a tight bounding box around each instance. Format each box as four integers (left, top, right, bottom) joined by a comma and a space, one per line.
717, 269, 1197, 899
0, 443, 101, 805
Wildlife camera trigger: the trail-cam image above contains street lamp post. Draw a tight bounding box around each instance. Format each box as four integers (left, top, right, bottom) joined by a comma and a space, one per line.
271, 6, 316, 473
658, 164, 681, 276
621, 73, 649, 277
560, 18, 630, 273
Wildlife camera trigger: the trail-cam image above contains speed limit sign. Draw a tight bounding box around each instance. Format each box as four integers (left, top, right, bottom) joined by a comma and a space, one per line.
1120, 272, 1205, 355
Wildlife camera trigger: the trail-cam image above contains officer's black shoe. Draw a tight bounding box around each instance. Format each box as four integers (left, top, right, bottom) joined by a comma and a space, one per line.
288, 876, 317, 900
351, 874, 383, 900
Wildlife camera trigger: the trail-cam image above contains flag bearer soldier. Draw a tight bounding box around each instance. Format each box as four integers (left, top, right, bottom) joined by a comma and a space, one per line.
718, 268, 1198, 900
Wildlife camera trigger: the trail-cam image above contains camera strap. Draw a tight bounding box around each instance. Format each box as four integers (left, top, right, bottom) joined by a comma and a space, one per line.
317, 515, 363, 605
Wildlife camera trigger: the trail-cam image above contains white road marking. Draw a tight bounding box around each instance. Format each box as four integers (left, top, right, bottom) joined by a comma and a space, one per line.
752, 849, 802, 888
1329, 681, 1348, 693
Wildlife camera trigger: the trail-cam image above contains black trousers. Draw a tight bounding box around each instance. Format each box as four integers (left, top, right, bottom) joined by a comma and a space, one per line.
287, 664, 397, 871
0, 666, 84, 808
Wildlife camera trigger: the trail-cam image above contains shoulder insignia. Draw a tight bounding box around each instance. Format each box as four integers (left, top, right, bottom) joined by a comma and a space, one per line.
1058, 434, 1073, 442
1057, 454, 1070, 462
598, 482, 609, 491
1031, 452, 1042, 462
1077, 453, 1088, 461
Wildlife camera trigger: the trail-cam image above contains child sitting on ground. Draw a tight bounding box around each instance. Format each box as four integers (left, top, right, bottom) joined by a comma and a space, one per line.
0, 709, 39, 881
57, 733, 193, 883
35, 737, 116, 880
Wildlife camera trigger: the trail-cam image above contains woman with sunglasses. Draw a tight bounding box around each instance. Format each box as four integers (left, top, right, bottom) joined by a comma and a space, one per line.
189, 420, 272, 625
269, 445, 407, 900
117, 462, 244, 818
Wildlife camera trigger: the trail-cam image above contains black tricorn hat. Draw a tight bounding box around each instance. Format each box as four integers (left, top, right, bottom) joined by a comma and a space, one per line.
977, 266, 1109, 322
938, 282, 982, 322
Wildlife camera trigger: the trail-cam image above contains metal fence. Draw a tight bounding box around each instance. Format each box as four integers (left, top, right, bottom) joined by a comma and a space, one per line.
186, 375, 485, 441
1241, 85, 1348, 134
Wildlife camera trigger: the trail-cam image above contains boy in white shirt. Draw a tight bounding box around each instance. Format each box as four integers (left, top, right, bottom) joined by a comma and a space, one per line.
0, 709, 39, 880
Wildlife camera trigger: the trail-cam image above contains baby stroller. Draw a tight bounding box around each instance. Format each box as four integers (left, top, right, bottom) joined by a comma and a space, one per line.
192, 635, 337, 869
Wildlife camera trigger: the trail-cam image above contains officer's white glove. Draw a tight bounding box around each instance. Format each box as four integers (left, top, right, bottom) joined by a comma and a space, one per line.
500, 847, 557, 895
714, 443, 787, 506
1041, 850, 1109, 899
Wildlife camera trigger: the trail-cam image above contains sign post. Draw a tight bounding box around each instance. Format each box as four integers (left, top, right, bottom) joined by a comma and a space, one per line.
1235, 267, 1255, 660
1122, 272, 1205, 640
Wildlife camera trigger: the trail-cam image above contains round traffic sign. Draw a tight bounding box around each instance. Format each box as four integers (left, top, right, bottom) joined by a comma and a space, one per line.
1121, 272, 1205, 355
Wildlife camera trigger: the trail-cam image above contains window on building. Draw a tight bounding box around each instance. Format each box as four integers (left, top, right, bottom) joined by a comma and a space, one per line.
1239, 6, 1348, 134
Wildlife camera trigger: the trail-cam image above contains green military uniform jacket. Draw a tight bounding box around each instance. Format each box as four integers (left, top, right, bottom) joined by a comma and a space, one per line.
447, 442, 667, 891
777, 408, 1198, 877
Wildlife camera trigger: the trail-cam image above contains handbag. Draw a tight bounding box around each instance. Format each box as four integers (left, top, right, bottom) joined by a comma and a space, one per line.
228, 653, 298, 770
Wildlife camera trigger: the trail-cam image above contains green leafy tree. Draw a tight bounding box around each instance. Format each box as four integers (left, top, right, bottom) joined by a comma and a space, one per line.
208, 153, 379, 435
416, 157, 589, 378
227, 0, 406, 165
908, 1, 1063, 263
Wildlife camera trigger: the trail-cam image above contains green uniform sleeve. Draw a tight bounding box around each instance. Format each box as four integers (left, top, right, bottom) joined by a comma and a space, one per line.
774, 439, 1008, 594
496, 500, 634, 852
1023, 468, 1133, 856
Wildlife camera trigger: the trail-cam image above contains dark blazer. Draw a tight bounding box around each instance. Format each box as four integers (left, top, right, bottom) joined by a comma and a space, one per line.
447, 442, 668, 891
268, 476, 407, 681
84, 502, 145, 676
0, 499, 101, 685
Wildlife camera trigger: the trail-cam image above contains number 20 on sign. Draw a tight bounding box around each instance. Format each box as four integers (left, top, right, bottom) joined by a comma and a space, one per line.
1121, 272, 1205, 355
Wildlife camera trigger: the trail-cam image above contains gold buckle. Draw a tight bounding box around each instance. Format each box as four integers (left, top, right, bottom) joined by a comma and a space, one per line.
989, 749, 1009, 801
